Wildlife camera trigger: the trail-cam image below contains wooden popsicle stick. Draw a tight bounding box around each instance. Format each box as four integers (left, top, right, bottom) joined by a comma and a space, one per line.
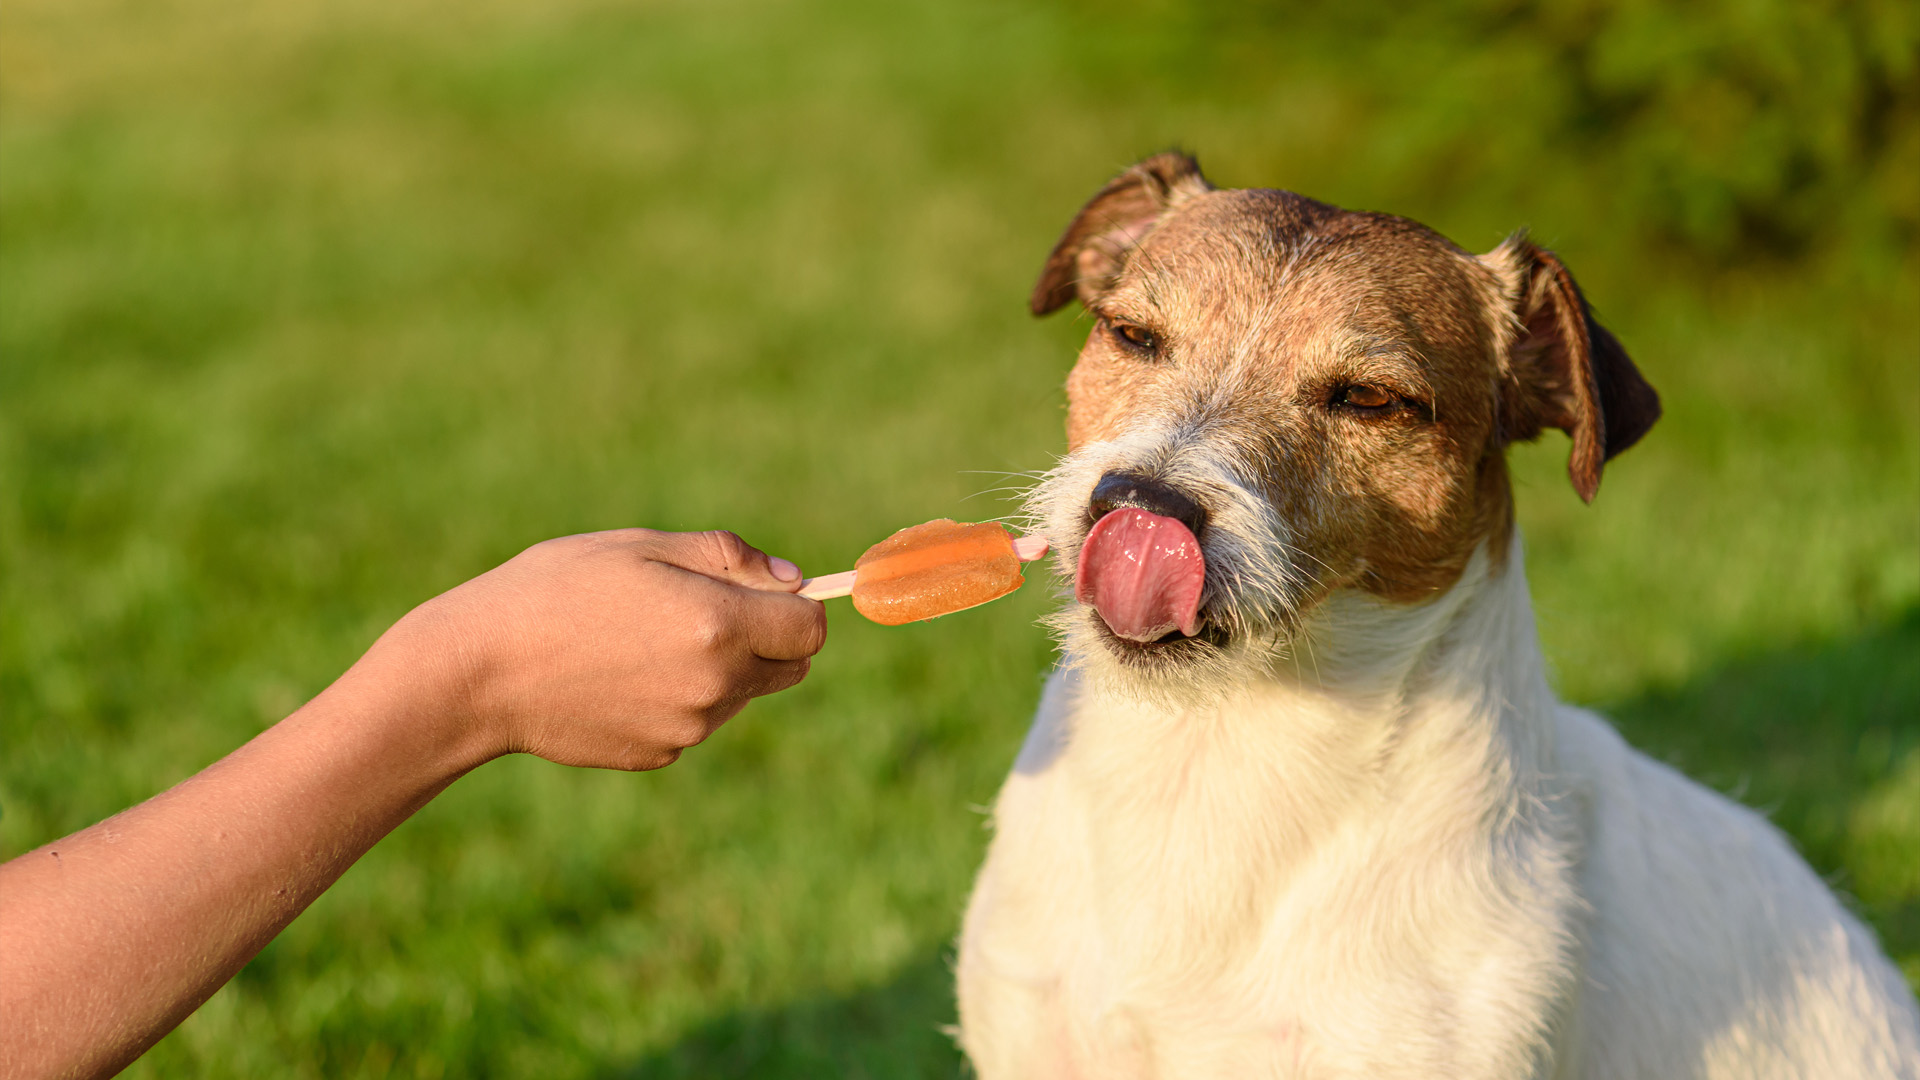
797, 569, 857, 600
797, 534, 1049, 601
1011, 535, 1049, 561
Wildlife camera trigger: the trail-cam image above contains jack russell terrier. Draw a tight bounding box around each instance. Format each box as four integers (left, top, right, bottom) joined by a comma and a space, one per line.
955, 153, 1920, 1079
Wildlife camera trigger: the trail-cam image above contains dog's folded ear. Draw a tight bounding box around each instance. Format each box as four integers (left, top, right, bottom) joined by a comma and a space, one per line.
1481, 234, 1662, 503
1031, 152, 1214, 316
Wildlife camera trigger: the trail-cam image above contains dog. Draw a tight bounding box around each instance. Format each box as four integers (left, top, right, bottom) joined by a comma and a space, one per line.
954, 153, 1920, 1079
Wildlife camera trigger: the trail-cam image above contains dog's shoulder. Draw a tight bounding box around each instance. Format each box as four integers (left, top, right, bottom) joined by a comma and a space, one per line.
1552, 705, 1920, 1077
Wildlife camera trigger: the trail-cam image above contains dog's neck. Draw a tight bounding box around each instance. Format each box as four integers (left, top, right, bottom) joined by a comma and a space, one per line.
1042, 531, 1570, 970
1279, 529, 1558, 757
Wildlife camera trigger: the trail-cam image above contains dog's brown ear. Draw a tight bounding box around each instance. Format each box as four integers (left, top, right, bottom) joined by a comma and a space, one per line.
1482, 234, 1661, 503
1030, 152, 1213, 316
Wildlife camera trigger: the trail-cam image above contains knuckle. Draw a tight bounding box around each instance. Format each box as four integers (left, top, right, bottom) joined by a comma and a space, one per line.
612, 738, 682, 771
572, 531, 616, 555
686, 673, 736, 714
682, 590, 740, 649
775, 658, 811, 691
700, 699, 746, 730
634, 558, 677, 588
689, 610, 735, 653
523, 534, 580, 563
595, 530, 669, 565
662, 712, 715, 748
698, 530, 758, 573
596, 528, 661, 560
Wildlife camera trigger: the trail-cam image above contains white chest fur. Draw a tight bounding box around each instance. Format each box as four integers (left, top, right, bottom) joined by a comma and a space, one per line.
955, 542, 1920, 1079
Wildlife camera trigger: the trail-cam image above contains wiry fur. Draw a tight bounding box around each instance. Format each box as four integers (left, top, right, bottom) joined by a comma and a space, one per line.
956, 155, 1920, 1078
1026, 423, 1305, 704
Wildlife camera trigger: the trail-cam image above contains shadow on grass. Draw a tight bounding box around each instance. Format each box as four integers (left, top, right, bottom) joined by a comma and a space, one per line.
603, 951, 965, 1079
616, 609, 1920, 1078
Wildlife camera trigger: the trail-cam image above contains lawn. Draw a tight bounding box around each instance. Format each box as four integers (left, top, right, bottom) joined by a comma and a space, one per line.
2, 0, 1915, 1076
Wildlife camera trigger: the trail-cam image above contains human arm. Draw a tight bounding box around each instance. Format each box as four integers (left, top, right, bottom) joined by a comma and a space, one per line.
0, 529, 827, 1080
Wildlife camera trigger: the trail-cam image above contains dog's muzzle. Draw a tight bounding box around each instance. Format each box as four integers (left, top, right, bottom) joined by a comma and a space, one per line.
1076, 473, 1210, 643
1086, 472, 1208, 536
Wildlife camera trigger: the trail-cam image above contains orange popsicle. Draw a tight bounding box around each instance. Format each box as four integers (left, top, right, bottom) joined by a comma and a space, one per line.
797, 520, 1049, 624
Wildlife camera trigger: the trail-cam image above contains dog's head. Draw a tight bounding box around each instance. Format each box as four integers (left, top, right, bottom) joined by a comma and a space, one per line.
1027, 153, 1660, 685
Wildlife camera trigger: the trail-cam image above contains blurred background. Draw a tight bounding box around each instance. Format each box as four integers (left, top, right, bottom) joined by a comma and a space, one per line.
2, 0, 1915, 1074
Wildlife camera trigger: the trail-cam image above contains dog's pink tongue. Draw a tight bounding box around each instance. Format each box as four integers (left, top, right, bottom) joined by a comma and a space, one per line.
1075, 508, 1205, 642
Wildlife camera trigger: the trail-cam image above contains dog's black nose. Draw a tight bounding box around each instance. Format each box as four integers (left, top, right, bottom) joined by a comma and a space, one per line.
1088, 472, 1208, 536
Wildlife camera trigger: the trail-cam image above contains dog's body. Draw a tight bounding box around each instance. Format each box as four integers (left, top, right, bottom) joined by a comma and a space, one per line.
955, 156, 1920, 1078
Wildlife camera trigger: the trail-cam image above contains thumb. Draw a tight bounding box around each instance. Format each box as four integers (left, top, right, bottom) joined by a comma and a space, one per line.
655, 530, 804, 592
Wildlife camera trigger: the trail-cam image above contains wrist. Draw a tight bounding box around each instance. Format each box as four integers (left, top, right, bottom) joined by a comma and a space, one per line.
326, 606, 506, 784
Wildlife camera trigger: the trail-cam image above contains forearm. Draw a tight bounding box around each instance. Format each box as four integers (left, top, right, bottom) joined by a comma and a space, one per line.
0, 529, 823, 1080
0, 624, 487, 1080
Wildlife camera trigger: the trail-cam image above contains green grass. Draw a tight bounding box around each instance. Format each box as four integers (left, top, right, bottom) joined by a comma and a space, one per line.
2, 0, 1916, 1075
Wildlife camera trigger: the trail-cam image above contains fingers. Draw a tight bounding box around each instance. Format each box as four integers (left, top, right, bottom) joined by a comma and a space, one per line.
476, 528, 826, 774
735, 588, 829, 662
637, 562, 821, 701
744, 655, 811, 698
635, 530, 825, 657
691, 656, 810, 735
653, 530, 804, 593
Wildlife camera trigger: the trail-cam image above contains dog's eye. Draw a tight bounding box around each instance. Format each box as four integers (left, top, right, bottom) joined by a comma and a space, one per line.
1107, 321, 1159, 354
1333, 384, 1397, 412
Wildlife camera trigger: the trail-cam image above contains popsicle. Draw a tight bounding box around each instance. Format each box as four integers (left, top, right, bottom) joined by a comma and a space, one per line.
797, 519, 1050, 625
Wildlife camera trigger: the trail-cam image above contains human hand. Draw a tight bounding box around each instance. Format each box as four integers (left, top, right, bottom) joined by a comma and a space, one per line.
364, 529, 827, 772
0, 527, 827, 1080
